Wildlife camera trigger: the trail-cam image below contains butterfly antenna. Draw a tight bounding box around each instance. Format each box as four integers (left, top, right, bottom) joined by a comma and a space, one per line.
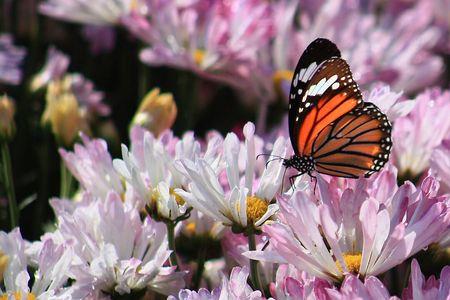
262, 240, 270, 251
265, 157, 284, 169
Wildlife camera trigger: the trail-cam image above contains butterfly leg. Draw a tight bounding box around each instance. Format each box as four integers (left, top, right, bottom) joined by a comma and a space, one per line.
289, 174, 302, 190
308, 172, 318, 194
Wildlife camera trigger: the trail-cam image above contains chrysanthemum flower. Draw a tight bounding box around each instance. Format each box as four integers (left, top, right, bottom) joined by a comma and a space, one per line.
0, 34, 26, 85
177, 122, 287, 233
0, 229, 75, 299
393, 88, 450, 180
39, 0, 145, 26
59, 133, 124, 199
270, 264, 331, 300
296, 0, 445, 93
168, 266, 263, 300
123, 0, 274, 99
430, 140, 450, 194
114, 127, 220, 219
246, 169, 450, 282
402, 259, 450, 300
48, 192, 185, 297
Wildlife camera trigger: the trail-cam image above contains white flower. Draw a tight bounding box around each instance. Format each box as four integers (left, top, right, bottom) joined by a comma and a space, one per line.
49, 192, 185, 297
177, 122, 286, 232
0, 229, 75, 299
39, 0, 146, 26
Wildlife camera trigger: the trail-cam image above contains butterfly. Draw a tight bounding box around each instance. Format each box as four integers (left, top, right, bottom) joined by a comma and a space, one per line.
282, 38, 392, 184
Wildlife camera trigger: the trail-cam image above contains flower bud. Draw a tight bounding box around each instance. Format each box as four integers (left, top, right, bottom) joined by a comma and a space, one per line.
0, 95, 16, 141
132, 88, 177, 136
42, 80, 89, 147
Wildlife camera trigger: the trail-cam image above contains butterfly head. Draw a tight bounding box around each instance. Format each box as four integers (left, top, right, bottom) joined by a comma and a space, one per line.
283, 155, 315, 175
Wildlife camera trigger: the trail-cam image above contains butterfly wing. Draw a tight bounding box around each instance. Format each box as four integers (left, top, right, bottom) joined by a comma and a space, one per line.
312, 102, 392, 178
289, 38, 341, 155
293, 57, 363, 156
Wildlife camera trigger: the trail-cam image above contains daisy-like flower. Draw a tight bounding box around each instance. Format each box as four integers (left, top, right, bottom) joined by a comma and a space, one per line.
48, 192, 185, 297
296, 0, 445, 93
176, 122, 287, 233
39, 0, 146, 26
113, 126, 222, 220
430, 140, 450, 194
0, 229, 75, 299
168, 266, 263, 300
0, 34, 26, 85
270, 264, 331, 300
59, 133, 124, 199
402, 259, 450, 300
245, 168, 450, 282
326, 274, 396, 300
393, 88, 450, 180
123, 0, 274, 99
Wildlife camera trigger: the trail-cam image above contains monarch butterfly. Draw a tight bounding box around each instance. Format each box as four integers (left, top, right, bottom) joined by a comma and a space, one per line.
283, 38, 392, 183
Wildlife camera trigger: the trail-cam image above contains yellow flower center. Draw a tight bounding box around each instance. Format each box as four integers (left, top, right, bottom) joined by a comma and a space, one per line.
169, 188, 185, 205
193, 49, 206, 66
185, 222, 196, 235
336, 252, 362, 274
0, 292, 36, 300
0, 252, 8, 282
246, 196, 269, 224
272, 69, 293, 95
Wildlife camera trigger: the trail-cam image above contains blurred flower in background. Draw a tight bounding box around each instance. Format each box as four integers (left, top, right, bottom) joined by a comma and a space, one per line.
0, 95, 16, 141
392, 88, 450, 180
131, 87, 177, 137
0, 34, 26, 86
39, 0, 146, 26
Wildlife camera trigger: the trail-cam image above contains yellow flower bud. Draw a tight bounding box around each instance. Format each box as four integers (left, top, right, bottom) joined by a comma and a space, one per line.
132, 88, 177, 136
0, 95, 16, 141
42, 79, 89, 147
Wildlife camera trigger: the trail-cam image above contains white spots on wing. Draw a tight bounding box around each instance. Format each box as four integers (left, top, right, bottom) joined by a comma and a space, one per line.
297, 89, 303, 95
311, 78, 326, 95
300, 62, 318, 82
332, 82, 340, 90
299, 68, 306, 82
288, 104, 291, 109
317, 75, 338, 95
293, 72, 299, 87
298, 107, 303, 113
290, 94, 295, 99
296, 116, 299, 121
305, 102, 311, 108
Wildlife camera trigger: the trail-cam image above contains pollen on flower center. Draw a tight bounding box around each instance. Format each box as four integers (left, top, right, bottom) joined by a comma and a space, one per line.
246, 196, 269, 224
0, 251, 8, 282
169, 188, 185, 205
0, 292, 36, 300
336, 252, 362, 274
193, 49, 206, 66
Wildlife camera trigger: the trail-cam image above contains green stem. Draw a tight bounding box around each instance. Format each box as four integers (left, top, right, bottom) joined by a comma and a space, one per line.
59, 159, 73, 198
192, 237, 207, 289
166, 222, 179, 269
1, 142, 19, 228
248, 233, 264, 295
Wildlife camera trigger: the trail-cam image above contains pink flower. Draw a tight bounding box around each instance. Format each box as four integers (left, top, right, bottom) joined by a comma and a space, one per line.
31, 47, 70, 90
245, 169, 450, 282
326, 275, 397, 300
49, 192, 185, 297
270, 264, 331, 300
296, 0, 445, 93
0, 34, 26, 85
430, 140, 450, 194
393, 88, 450, 179
59, 133, 124, 199
169, 266, 263, 300
124, 0, 274, 100
402, 259, 450, 300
